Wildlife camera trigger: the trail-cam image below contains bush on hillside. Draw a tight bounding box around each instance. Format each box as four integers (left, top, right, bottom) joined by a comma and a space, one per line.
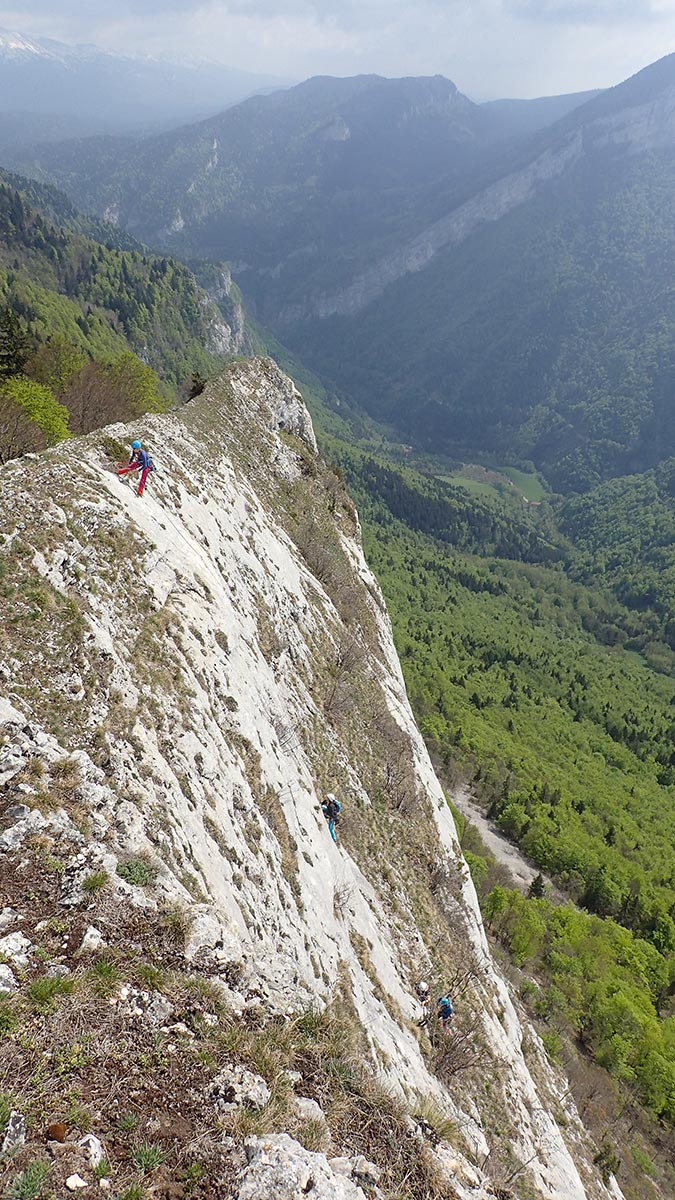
0, 375, 69, 462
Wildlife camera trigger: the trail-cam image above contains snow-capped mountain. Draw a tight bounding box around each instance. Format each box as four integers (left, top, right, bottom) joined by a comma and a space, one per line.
0, 29, 57, 60
0, 28, 287, 135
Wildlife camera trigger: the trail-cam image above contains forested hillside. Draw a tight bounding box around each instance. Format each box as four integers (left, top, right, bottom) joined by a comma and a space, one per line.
301, 143, 675, 491
0, 174, 238, 460
7, 73, 500, 275
0, 167, 143, 249
559, 466, 675, 637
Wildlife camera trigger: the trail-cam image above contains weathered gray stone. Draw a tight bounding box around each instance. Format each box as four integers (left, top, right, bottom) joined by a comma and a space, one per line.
65, 1175, 87, 1191
240, 1135, 366, 1200
46, 963, 71, 980
115, 984, 173, 1027
351, 1156, 381, 1187
265, 364, 318, 452
209, 1065, 271, 1112
329, 1157, 353, 1177
184, 909, 240, 964
293, 1096, 326, 1123
79, 1133, 105, 1168
0, 760, 25, 789
0, 907, 19, 934
5, 804, 30, 821
0, 931, 31, 968
184, 910, 222, 959
77, 925, 106, 955
144, 992, 174, 1027
0, 699, 24, 728
1, 1110, 26, 1154
0, 823, 27, 852
433, 1144, 481, 1188
0, 964, 17, 994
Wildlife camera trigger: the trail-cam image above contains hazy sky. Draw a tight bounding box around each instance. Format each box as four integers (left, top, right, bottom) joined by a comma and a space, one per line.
3, 0, 675, 97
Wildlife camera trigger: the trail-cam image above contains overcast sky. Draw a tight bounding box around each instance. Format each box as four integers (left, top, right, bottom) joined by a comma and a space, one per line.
3, 0, 675, 98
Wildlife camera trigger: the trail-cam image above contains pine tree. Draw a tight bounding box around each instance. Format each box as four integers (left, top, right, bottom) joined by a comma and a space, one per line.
0, 306, 30, 379
528, 872, 546, 900
188, 371, 207, 400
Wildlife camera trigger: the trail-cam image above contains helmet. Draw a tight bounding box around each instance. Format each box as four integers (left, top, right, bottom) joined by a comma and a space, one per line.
418, 981, 429, 994
132, 440, 141, 449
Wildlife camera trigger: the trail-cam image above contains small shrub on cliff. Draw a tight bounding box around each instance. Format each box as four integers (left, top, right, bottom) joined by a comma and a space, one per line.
82, 869, 108, 894
594, 1139, 621, 1185
5, 1161, 50, 1200
132, 1143, 165, 1173
116, 858, 158, 887
26, 974, 75, 1013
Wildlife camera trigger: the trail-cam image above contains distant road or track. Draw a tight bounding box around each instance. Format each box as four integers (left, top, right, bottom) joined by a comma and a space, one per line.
453, 787, 557, 895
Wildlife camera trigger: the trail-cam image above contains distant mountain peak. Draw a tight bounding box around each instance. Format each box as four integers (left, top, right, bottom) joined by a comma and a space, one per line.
0, 28, 59, 61
0, 27, 289, 133
562, 50, 675, 129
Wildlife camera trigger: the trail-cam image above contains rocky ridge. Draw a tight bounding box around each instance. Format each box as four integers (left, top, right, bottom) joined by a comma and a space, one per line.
0, 358, 618, 1199
279, 77, 675, 324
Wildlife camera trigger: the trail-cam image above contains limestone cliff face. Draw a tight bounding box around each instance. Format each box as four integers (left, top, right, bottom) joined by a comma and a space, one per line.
0, 359, 617, 1199
198, 266, 250, 356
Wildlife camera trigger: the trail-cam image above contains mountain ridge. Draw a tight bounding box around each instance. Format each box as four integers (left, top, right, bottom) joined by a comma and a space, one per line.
278, 52, 675, 323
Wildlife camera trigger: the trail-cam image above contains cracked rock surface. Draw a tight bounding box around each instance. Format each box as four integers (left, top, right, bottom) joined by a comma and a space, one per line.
238, 1135, 367, 1200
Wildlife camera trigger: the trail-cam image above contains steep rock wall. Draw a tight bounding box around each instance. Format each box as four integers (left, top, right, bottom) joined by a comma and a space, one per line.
0, 358, 616, 1200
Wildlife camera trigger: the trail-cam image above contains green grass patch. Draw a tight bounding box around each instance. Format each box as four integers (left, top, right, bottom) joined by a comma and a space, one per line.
499, 466, 547, 502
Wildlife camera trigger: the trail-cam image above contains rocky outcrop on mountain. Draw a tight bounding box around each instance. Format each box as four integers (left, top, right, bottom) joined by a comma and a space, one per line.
201, 265, 251, 356
278, 131, 584, 323
0, 357, 618, 1199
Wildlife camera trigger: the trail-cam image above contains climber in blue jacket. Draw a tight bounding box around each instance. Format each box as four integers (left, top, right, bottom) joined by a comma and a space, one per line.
436, 994, 454, 1030
321, 793, 342, 842
117, 439, 154, 496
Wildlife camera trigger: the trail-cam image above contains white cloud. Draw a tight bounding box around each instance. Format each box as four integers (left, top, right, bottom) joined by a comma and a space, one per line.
2, 0, 675, 97
507, 0, 658, 22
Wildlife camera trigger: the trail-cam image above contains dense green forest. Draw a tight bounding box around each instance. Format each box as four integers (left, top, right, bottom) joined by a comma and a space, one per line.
559, 465, 675, 636
0, 176, 227, 459
0, 181, 223, 384
0, 168, 143, 251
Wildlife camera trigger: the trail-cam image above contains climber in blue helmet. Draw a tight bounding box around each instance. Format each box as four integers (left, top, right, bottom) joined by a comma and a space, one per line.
436, 994, 454, 1031
117, 438, 155, 496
